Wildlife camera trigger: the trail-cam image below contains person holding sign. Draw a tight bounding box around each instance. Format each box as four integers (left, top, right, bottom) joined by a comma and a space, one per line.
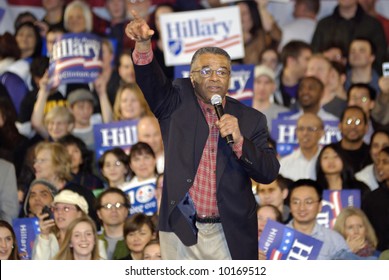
125, 10, 279, 260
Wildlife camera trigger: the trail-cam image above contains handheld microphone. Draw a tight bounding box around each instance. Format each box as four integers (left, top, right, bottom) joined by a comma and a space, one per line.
210, 94, 234, 144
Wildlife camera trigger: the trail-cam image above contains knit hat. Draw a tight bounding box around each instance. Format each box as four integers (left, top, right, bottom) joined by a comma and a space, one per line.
53, 190, 89, 214
254, 65, 276, 82
23, 179, 59, 216
67, 88, 96, 106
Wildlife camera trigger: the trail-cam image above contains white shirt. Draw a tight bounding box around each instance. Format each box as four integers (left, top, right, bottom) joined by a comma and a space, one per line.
279, 148, 320, 181
355, 164, 379, 191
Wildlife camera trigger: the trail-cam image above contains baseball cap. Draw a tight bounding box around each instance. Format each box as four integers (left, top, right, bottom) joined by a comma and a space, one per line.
67, 89, 96, 106
254, 65, 276, 82
53, 190, 89, 214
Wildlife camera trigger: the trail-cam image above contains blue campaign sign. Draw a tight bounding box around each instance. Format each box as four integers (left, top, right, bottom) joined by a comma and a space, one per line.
12, 217, 40, 260
121, 178, 157, 216
259, 220, 323, 260
174, 64, 254, 107
317, 189, 361, 229
48, 33, 102, 88
271, 119, 341, 157
93, 119, 139, 160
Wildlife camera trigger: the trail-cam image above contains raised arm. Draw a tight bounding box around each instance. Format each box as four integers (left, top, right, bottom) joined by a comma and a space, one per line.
31, 72, 50, 139
125, 10, 155, 54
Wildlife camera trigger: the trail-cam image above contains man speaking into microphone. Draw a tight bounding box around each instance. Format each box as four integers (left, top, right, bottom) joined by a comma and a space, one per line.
125, 10, 279, 260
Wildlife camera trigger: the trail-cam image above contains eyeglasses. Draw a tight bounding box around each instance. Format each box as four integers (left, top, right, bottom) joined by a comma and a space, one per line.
52, 205, 78, 213
103, 161, 123, 168
296, 126, 320, 133
191, 67, 230, 78
100, 202, 127, 210
291, 199, 319, 208
344, 118, 363, 126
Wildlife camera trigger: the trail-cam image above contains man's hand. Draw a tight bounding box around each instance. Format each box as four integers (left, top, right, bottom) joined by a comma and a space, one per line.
125, 9, 155, 42
216, 114, 244, 144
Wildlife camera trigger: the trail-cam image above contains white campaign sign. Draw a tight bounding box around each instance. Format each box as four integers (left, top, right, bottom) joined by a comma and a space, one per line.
160, 6, 244, 66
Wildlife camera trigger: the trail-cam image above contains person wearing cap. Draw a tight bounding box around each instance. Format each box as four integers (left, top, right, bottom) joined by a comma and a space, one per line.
252, 64, 289, 132
32, 189, 107, 260
21, 179, 58, 218
67, 88, 102, 151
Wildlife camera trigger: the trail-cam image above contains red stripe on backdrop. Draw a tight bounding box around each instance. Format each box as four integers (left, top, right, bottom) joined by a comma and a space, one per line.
7, 0, 106, 7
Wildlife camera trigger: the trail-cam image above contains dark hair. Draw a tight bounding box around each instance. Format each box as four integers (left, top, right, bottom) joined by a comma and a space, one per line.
96, 187, 130, 210
129, 142, 157, 178
299, 76, 324, 94
295, 0, 320, 14
351, 37, 376, 56
347, 83, 377, 101
123, 213, 155, 237
15, 21, 43, 59
190, 47, 231, 69
0, 220, 20, 260
259, 47, 280, 63
0, 32, 21, 60
370, 129, 389, 147
315, 143, 355, 190
98, 147, 130, 179
58, 134, 93, 173
257, 204, 283, 223
235, 0, 263, 37
331, 60, 346, 76
280, 40, 312, 65
289, 179, 323, 202
0, 97, 22, 148
14, 11, 37, 30
340, 105, 368, 125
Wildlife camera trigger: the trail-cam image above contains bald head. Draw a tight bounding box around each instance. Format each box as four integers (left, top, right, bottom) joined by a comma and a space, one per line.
137, 116, 163, 156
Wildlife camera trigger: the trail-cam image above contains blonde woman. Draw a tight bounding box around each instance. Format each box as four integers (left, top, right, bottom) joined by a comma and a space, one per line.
54, 216, 101, 260
63, 0, 93, 33
333, 207, 379, 258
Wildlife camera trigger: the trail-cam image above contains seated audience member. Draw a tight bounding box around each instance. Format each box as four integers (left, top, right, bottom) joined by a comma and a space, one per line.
98, 148, 130, 188
137, 116, 165, 174
257, 204, 282, 260
333, 106, 372, 174
286, 76, 338, 121
287, 179, 353, 259
279, 113, 324, 181
347, 83, 377, 143
54, 216, 102, 260
21, 179, 58, 218
143, 239, 162, 260
96, 188, 130, 260
362, 146, 389, 252
0, 220, 20, 260
121, 142, 158, 193
316, 143, 371, 200
0, 159, 19, 224
256, 175, 293, 223
252, 65, 288, 132
58, 134, 104, 191
33, 189, 103, 259
334, 207, 379, 258
121, 213, 156, 260
356, 130, 389, 191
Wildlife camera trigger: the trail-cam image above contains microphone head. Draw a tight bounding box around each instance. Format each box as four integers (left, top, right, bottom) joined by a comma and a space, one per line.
210, 94, 222, 106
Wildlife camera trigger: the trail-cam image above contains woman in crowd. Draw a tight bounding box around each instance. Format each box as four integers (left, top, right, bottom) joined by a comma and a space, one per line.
121, 213, 156, 260
0, 220, 20, 260
356, 130, 389, 191
58, 134, 104, 191
143, 239, 161, 260
54, 216, 101, 260
333, 207, 379, 258
14, 21, 42, 63
98, 147, 130, 188
63, 0, 93, 34
316, 143, 371, 199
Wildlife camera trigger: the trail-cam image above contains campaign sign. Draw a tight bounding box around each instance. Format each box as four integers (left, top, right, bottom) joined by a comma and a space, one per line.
271, 119, 341, 157
259, 220, 323, 260
12, 217, 40, 260
93, 119, 139, 160
121, 178, 157, 216
317, 189, 361, 229
160, 6, 244, 66
49, 33, 102, 88
174, 64, 254, 106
